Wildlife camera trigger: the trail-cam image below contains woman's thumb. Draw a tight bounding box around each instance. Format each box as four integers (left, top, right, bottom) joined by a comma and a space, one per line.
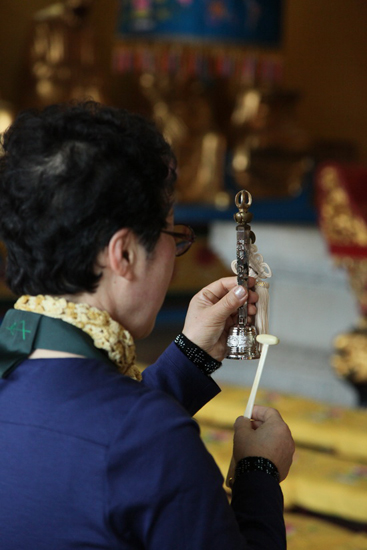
213, 285, 247, 322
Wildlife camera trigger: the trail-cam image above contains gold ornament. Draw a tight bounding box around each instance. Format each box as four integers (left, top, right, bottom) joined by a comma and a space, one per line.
318, 166, 367, 247
332, 328, 367, 384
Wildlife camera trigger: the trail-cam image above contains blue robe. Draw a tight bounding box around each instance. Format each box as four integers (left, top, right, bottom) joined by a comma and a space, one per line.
0, 342, 285, 549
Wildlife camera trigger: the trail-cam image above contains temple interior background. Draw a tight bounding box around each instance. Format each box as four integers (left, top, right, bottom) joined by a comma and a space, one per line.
1, 1, 367, 547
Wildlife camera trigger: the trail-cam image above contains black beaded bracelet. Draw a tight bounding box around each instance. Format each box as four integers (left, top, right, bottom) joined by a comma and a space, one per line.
174, 333, 222, 376
235, 456, 280, 483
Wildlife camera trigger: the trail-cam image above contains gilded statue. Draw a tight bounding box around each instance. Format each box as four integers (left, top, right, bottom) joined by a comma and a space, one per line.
139, 74, 227, 204
20, 0, 106, 109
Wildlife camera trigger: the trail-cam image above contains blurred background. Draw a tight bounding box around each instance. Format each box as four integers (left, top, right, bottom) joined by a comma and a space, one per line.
1, 2, 367, 545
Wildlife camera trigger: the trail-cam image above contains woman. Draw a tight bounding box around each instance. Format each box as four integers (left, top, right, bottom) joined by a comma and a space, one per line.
0, 101, 294, 549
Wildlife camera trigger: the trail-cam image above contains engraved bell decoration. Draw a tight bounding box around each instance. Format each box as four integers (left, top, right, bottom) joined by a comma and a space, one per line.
226, 325, 260, 360
226, 190, 261, 360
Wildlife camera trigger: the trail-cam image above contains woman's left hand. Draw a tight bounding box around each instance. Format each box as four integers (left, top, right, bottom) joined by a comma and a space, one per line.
182, 276, 258, 362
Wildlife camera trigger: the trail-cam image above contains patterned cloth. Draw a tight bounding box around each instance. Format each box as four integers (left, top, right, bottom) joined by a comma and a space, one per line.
195, 384, 367, 528
196, 385, 367, 462
285, 513, 367, 550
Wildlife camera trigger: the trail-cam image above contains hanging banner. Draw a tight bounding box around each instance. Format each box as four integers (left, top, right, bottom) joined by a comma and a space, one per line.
116, 0, 283, 46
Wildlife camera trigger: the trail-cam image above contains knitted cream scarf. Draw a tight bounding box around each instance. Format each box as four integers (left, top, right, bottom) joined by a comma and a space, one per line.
14, 295, 142, 381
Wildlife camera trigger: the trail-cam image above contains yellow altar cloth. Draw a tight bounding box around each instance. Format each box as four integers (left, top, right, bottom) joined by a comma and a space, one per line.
195, 385, 367, 462
285, 514, 367, 550
199, 424, 367, 524
282, 448, 367, 523
196, 384, 367, 525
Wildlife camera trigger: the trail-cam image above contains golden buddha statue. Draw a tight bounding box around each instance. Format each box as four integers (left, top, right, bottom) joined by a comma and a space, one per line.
20, 0, 106, 109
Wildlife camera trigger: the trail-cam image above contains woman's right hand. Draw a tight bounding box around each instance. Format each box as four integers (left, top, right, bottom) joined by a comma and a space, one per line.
232, 406, 295, 482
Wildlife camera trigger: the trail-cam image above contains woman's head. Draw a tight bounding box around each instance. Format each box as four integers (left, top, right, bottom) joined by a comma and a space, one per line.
0, 101, 176, 296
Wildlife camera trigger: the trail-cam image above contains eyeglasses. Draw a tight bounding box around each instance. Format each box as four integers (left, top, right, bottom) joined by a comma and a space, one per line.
161, 224, 196, 257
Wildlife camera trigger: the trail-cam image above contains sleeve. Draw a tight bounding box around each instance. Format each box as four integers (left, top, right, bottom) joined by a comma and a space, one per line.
107, 389, 286, 550
141, 341, 221, 415
231, 473, 286, 549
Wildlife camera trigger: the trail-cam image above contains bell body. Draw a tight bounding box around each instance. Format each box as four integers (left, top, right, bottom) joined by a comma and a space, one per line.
226, 324, 260, 360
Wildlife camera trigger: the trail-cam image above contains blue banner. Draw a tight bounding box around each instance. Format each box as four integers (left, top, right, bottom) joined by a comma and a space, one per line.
117, 0, 283, 46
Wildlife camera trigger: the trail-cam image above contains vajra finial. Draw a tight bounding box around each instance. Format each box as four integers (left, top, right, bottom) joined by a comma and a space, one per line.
234, 190, 256, 244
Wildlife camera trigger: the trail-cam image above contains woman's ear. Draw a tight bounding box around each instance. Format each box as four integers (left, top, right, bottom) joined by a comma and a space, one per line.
107, 229, 137, 279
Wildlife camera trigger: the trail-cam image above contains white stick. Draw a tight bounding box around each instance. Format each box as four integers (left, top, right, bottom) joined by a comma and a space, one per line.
244, 334, 279, 419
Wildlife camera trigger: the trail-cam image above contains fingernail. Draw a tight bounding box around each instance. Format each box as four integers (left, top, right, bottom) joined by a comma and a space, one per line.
234, 285, 246, 298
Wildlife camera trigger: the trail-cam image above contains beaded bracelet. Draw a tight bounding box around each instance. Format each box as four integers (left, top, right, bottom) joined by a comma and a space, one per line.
174, 333, 222, 376
235, 456, 280, 483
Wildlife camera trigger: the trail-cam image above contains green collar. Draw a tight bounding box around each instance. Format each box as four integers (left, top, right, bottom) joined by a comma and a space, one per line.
0, 309, 116, 378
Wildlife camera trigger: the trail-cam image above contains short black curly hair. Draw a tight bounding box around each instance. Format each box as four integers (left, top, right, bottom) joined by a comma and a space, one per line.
0, 101, 176, 295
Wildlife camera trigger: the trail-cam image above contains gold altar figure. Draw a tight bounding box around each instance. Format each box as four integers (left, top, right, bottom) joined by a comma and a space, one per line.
20, 0, 106, 109
139, 74, 227, 204
317, 163, 367, 399
229, 86, 309, 198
